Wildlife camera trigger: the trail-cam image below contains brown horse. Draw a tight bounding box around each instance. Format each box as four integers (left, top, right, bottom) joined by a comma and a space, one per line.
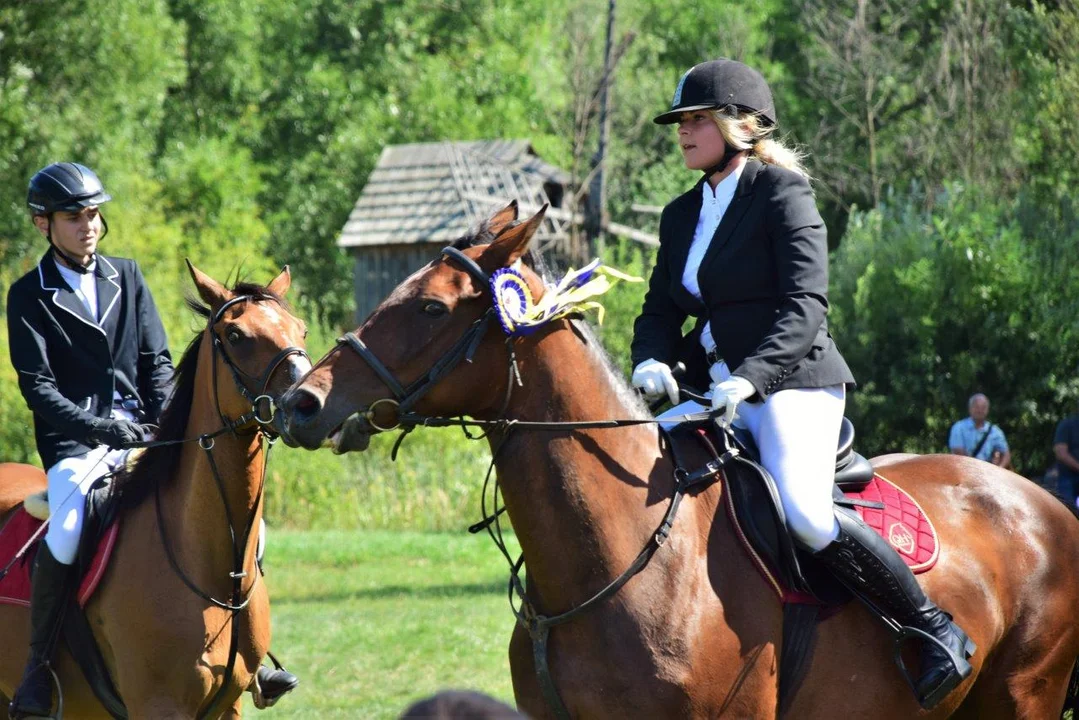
0, 262, 309, 718
277, 203, 1079, 719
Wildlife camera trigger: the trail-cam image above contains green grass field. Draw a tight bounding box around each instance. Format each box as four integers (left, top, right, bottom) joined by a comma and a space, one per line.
244, 529, 522, 718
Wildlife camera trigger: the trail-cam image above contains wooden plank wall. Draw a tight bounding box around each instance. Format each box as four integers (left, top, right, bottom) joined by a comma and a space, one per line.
352, 243, 443, 324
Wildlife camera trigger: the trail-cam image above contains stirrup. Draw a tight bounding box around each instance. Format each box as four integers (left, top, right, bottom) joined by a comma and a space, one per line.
9, 662, 62, 720
251, 655, 298, 709
892, 625, 977, 709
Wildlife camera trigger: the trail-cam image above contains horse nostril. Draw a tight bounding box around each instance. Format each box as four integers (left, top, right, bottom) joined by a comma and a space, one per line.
290, 388, 323, 422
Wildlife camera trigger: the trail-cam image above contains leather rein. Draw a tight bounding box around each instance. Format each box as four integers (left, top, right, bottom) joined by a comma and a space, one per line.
152, 293, 307, 719
330, 248, 734, 719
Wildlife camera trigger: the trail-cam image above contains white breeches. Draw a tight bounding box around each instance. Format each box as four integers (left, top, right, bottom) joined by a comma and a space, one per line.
660, 362, 846, 551
44, 409, 134, 565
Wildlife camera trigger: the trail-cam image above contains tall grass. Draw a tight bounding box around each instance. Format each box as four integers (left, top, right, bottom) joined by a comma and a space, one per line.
265, 429, 493, 532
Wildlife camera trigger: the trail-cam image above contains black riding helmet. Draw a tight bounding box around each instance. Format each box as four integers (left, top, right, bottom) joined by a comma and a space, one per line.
27, 162, 112, 216
655, 59, 776, 178
654, 58, 776, 126
27, 162, 112, 273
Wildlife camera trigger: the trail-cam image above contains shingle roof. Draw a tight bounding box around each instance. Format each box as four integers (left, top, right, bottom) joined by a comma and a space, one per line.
338, 140, 570, 248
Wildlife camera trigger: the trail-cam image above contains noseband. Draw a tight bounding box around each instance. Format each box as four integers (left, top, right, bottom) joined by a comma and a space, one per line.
335, 247, 495, 430
209, 294, 310, 430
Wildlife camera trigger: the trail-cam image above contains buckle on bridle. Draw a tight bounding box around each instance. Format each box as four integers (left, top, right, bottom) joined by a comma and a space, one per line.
364, 398, 401, 432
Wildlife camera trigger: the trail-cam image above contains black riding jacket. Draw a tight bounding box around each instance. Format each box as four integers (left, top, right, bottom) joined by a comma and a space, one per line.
6, 252, 173, 468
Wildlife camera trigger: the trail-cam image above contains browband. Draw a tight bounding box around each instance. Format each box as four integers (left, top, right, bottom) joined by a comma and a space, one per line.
441, 246, 490, 288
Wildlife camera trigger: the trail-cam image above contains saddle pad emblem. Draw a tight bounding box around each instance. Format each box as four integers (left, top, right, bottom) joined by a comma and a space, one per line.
888, 521, 916, 556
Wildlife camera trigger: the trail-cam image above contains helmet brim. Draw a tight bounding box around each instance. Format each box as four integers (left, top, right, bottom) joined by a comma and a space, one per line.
653, 104, 719, 125
50, 191, 112, 213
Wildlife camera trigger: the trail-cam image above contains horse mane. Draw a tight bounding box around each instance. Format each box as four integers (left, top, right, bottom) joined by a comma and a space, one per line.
117, 279, 285, 510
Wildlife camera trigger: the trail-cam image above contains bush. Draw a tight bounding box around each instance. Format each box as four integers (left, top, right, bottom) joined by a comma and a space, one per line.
830, 183, 1079, 474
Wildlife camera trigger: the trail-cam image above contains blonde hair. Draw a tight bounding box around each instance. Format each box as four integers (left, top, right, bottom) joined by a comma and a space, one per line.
710, 110, 809, 178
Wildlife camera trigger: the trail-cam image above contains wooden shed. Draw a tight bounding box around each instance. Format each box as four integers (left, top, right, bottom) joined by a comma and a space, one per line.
338, 140, 575, 324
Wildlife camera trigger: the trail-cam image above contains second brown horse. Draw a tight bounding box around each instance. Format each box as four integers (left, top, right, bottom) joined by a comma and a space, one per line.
0, 263, 309, 718
279, 203, 1079, 718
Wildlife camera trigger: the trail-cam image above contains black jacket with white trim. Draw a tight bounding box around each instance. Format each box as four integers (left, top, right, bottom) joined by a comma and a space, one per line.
6, 251, 173, 468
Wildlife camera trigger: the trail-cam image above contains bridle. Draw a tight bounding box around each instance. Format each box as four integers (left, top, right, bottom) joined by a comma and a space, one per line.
333, 247, 499, 431
209, 293, 310, 431
156, 293, 309, 719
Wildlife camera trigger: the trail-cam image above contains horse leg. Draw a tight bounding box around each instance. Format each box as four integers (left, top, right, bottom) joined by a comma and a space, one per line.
952, 635, 1076, 719
219, 697, 243, 719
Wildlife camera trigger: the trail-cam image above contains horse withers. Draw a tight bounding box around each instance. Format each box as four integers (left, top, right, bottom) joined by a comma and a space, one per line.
278, 202, 1079, 719
0, 262, 310, 718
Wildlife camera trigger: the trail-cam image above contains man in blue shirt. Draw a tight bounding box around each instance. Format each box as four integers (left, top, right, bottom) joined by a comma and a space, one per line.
949, 393, 1010, 467
1053, 404, 1079, 507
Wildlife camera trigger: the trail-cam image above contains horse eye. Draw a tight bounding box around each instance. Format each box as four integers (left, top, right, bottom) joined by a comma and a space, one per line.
421, 301, 448, 317
226, 329, 243, 345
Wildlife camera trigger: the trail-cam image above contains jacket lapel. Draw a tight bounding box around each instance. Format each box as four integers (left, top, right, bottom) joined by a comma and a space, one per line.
666, 182, 705, 311
95, 255, 122, 337
698, 159, 762, 279
37, 253, 102, 332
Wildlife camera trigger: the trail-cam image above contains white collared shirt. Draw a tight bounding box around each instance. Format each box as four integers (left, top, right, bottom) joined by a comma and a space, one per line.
54, 256, 99, 321
682, 163, 744, 353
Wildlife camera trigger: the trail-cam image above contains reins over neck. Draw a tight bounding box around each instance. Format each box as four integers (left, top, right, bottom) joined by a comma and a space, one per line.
154, 292, 307, 719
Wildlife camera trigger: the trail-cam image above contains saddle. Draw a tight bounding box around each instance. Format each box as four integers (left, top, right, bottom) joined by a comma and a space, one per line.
668, 418, 939, 605
0, 475, 129, 718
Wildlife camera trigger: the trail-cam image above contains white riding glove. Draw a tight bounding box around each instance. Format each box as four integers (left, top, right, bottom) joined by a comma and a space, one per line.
631, 358, 679, 406
710, 375, 755, 428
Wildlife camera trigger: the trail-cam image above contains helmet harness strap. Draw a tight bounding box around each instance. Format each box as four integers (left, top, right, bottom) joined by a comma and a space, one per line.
45, 213, 108, 275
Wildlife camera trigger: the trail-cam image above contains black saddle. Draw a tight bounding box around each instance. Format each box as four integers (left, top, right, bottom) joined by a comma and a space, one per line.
670, 416, 875, 604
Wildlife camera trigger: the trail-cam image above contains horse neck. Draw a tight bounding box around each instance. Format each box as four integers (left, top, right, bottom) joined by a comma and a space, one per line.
486, 322, 679, 611
168, 340, 267, 581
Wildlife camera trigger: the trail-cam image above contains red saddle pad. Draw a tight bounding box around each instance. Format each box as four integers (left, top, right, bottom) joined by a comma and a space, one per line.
0, 508, 120, 608
846, 474, 939, 573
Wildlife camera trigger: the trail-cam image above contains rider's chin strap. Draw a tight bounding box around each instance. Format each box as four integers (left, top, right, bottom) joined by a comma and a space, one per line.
47, 214, 108, 275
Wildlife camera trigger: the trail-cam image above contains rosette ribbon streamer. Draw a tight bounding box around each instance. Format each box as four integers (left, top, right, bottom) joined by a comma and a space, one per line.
491, 259, 643, 337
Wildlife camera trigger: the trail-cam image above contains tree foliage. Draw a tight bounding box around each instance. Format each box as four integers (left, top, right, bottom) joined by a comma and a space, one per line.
0, 0, 1077, 481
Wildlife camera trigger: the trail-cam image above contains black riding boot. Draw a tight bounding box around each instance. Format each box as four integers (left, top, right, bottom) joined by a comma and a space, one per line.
9, 544, 74, 719
814, 509, 976, 709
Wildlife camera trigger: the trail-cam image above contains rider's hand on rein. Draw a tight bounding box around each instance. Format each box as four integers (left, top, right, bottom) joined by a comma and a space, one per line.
709, 374, 755, 428
632, 358, 680, 406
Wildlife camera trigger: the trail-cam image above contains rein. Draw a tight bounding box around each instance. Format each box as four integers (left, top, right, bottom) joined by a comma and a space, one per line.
331, 247, 730, 718
151, 294, 307, 719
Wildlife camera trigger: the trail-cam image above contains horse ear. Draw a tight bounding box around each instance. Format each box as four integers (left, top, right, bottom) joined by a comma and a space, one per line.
486, 200, 519, 237
479, 204, 548, 270
267, 266, 291, 297
185, 259, 231, 309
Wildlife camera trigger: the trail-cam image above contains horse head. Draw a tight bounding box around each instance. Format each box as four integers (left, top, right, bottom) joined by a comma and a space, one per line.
185, 260, 311, 427
279, 202, 547, 452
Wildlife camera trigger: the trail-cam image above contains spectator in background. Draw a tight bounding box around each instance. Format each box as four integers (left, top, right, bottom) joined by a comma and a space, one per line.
949, 393, 1011, 467
1053, 402, 1079, 507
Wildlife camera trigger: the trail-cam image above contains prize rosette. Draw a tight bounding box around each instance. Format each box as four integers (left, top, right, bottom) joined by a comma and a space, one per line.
489, 259, 644, 337
491, 267, 536, 336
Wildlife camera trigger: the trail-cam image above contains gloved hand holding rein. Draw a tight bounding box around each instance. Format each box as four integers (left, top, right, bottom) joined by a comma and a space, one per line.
86, 417, 151, 450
